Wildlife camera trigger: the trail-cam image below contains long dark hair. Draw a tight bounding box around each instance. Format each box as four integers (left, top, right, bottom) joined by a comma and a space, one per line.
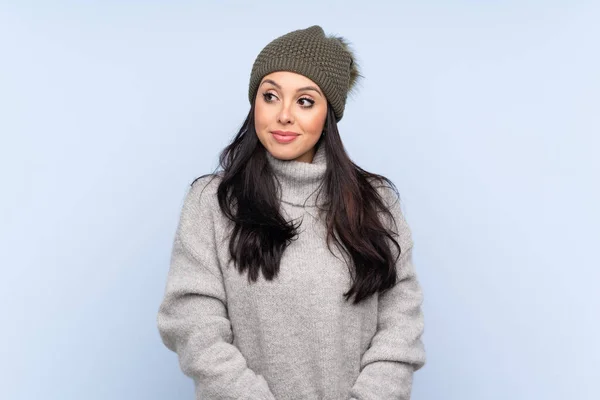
198, 100, 403, 305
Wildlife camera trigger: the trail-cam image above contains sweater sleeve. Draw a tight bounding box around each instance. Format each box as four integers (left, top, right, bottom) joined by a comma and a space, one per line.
157, 177, 276, 400
349, 184, 426, 400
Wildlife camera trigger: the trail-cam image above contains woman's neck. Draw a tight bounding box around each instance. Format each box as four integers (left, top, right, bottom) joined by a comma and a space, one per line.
265, 145, 327, 207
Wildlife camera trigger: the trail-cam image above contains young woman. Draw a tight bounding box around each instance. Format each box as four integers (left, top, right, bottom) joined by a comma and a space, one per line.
157, 25, 426, 400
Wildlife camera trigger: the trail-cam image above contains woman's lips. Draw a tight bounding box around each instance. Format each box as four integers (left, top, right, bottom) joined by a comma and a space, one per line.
272, 131, 299, 144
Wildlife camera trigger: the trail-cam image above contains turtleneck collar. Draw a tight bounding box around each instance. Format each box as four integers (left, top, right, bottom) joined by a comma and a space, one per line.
265, 144, 328, 207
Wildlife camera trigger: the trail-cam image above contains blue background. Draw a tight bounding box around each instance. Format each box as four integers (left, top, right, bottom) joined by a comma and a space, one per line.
1, 1, 598, 399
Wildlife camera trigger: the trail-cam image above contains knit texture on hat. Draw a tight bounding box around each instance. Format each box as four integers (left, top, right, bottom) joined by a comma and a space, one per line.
248, 25, 360, 122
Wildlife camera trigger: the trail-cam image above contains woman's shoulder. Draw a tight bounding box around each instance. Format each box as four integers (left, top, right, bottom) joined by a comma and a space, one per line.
190, 172, 223, 193
366, 175, 401, 210
366, 174, 413, 248
184, 172, 224, 209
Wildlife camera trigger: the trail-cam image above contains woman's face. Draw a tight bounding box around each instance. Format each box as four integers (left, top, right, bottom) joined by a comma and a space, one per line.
254, 71, 328, 163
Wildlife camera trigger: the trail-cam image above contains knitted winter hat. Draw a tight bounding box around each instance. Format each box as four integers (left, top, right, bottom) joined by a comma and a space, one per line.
248, 25, 360, 122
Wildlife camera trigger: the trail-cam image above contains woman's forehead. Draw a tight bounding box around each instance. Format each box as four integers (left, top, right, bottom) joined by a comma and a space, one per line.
261, 71, 319, 87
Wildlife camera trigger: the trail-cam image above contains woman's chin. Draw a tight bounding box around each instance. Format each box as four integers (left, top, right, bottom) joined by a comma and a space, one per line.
266, 145, 301, 161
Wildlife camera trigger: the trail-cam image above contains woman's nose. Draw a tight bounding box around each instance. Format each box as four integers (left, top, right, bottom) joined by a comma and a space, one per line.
277, 104, 294, 124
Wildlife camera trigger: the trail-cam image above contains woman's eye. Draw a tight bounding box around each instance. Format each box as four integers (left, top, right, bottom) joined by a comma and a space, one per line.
298, 97, 314, 108
262, 92, 277, 102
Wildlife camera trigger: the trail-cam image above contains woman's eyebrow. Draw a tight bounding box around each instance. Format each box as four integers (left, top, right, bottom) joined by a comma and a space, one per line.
296, 86, 323, 97
261, 79, 282, 89
260, 79, 323, 97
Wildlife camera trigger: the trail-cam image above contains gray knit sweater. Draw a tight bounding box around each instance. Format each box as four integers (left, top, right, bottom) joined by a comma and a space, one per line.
157, 145, 426, 400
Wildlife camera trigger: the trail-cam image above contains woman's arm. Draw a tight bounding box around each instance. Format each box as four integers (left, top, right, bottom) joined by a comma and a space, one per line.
349, 185, 426, 400
157, 178, 275, 400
